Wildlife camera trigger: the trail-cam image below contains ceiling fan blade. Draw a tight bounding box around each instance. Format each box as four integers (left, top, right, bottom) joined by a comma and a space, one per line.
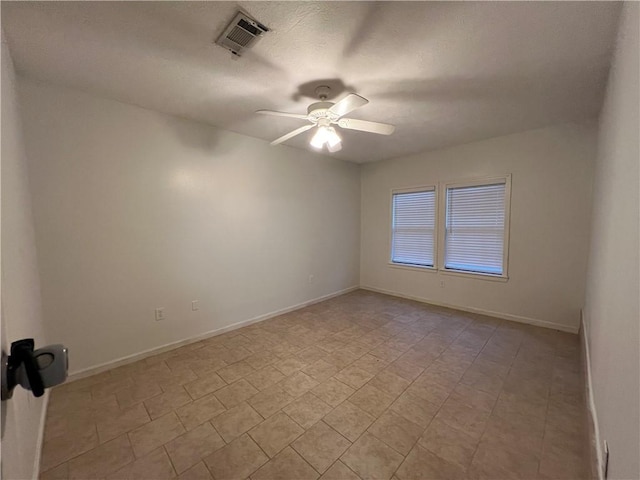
256, 110, 309, 120
270, 124, 315, 146
328, 94, 369, 117
337, 118, 395, 135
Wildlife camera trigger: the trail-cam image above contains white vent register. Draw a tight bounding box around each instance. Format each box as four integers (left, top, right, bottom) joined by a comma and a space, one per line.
215, 11, 269, 56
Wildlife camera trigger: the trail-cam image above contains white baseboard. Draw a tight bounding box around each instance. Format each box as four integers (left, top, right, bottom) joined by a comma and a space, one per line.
33, 389, 50, 480
67, 285, 359, 381
360, 285, 579, 333
581, 310, 603, 480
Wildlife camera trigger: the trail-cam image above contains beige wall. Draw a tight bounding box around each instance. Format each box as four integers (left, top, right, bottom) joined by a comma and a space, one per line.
360, 122, 597, 332
584, 3, 639, 479
18, 78, 361, 374
1, 35, 48, 480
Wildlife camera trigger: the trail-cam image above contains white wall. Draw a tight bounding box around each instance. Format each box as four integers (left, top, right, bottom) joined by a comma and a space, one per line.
17, 78, 361, 374
1, 35, 48, 480
360, 122, 597, 332
584, 3, 639, 479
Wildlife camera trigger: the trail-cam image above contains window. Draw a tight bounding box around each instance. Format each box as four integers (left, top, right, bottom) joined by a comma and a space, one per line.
444, 179, 509, 276
391, 188, 436, 267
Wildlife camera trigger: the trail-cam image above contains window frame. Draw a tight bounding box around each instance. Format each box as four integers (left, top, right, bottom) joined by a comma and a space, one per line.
387, 175, 511, 282
438, 175, 511, 280
388, 185, 438, 271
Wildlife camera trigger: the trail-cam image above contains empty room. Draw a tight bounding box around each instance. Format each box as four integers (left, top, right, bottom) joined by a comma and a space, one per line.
1, 2, 638, 480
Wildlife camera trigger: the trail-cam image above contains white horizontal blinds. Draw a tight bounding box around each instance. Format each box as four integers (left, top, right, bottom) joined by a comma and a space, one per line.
445, 182, 506, 275
391, 190, 435, 267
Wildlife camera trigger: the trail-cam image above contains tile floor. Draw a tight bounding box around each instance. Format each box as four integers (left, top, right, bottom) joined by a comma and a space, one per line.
40, 290, 587, 480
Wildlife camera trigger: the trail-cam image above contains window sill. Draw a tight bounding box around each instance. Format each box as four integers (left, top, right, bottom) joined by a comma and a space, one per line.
388, 262, 437, 273
440, 269, 509, 282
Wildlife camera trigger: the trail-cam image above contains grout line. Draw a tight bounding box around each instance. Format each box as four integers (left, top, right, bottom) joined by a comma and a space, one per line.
161, 444, 179, 478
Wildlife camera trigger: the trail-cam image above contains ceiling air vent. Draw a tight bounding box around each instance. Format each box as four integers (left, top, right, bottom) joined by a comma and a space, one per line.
215, 11, 269, 57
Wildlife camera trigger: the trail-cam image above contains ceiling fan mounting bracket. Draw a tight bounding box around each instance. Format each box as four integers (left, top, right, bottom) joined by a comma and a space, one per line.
314, 85, 331, 101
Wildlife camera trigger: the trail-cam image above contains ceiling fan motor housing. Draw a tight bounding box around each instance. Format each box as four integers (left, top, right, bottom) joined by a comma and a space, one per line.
308, 102, 340, 122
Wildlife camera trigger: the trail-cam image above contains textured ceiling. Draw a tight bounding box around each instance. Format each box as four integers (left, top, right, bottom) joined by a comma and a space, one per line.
2, 1, 621, 163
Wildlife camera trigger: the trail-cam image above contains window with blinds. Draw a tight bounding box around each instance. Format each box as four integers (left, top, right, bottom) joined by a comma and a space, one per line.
391, 189, 436, 267
444, 182, 507, 275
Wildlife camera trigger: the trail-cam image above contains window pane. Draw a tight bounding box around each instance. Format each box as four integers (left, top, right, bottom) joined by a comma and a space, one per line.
445, 183, 506, 275
392, 190, 435, 267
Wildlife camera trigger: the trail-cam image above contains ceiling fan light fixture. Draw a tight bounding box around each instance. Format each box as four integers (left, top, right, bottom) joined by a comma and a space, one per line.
310, 126, 329, 149
327, 140, 342, 153
310, 126, 341, 151
326, 127, 341, 148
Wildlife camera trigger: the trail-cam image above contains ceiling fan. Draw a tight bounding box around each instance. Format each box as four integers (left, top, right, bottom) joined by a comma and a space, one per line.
256, 86, 395, 152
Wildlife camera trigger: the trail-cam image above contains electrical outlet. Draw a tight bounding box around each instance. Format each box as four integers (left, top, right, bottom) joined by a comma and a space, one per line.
191, 300, 199, 311
155, 308, 165, 321
440, 280, 445, 288
604, 441, 609, 479
308, 274, 315, 284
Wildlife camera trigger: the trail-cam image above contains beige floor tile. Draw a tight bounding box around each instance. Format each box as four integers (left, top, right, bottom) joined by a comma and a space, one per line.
368, 345, 404, 363
106, 447, 176, 479
319, 460, 361, 480
341, 433, 404, 480
90, 375, 134, 399
433, 398, 491, 440
144, 386, 192, 420
325, 349, 362, 369
460, 367, 504, 396
41, 292, 588, 480
245, 365, 286, 391
97, 403, 151, 444
538, 443, 586, 479
204, 433, 268, 479
367, 411, 424, 456
39, 462, 69, 480
385, 360, 424, 382
249, 412, 304, 458
405, 377, 453, 407
247, 385, 295, 418
418, 418, 478, 470
217, 361, 256, 384
292, 421, 351, 473
115, 380, 163, 409
334, 365, 375, 389
67, 435, 135, 479
212, 402, 264, 442
468, 438, 540, 479
177, 461, 213, 480
246, 350, 280, 370
302, 359, 340, 382
165, 422, 225, 474
214, 379, 259, 409
390, 392, 439, 428
251, 447, 320, 480
280, 371, 320, 398
128, 411, 185, 458
273, 356, 308, 376
348, 384, 395, 417
312, 378, 356, 407
40, 422, 99, 472
396, 444, 466, 480
324, 401, 375, 442
176, 392, 226, 430
220, 346, 253, 364
184, 372, 227, 400
368, 370, 411, 397
481, 411, 545, 454
448, 383, 498, 412
283, 392, 334, 429
351, 354, 389, 375
296, 346, 329, 364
